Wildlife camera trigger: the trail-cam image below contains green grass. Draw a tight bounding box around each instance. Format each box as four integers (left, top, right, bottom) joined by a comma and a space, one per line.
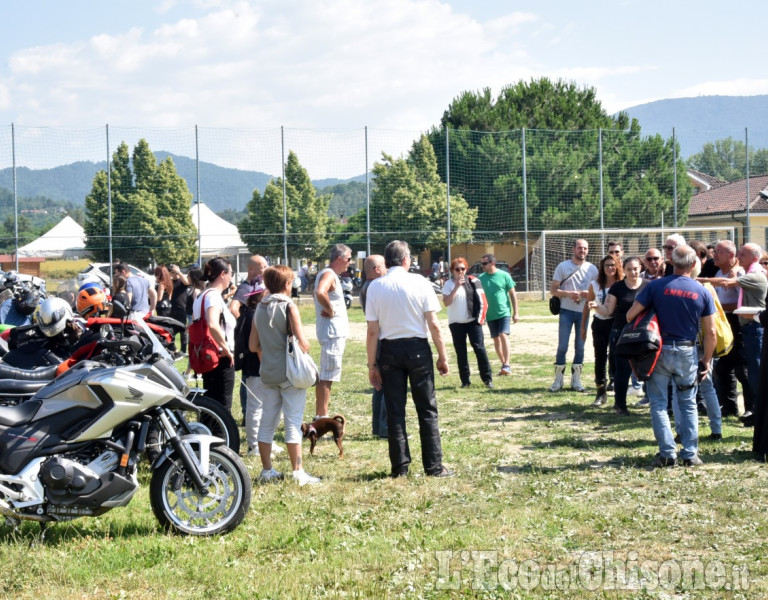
1, 300, 765, 598
40, 258, 91, 281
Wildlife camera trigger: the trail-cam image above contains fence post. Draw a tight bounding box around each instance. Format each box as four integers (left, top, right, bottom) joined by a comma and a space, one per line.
745, 127, 751, 243
195, 125, 202, 266
541, 230, 547, 301
107, 124, 113, 268
281, 126, 288, 264
365, 126, 370, 256
11, 124, 18, 270
673, 127, 678, 228
445, 125, 451, 264
522, 128, 529, 292
598, 128, 604, 253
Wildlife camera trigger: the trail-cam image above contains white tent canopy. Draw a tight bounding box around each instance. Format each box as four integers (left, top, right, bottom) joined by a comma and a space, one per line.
189, 202, 247, 257
17, 215, 86, 258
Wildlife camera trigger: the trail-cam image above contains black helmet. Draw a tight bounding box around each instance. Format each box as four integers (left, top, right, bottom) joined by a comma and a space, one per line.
13, 287, 40, 316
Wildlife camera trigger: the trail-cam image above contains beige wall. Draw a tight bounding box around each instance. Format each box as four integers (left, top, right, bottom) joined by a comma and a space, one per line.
416, 239, 535, 271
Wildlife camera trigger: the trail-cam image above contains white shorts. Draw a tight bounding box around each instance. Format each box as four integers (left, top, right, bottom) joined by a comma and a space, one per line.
319, 338, 346, 382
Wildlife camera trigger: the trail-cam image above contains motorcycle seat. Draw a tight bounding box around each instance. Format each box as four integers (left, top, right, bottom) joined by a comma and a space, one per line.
0, 399, 42, 427
0, 379, 48, 396
0, 363, 58, 381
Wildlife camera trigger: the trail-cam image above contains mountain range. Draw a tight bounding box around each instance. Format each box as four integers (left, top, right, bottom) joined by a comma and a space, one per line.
621, 94, 768, 157
1, 95, 767, 214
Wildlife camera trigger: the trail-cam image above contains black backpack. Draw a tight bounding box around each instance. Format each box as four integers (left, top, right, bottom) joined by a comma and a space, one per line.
614, 308, 662, 381
233, 306, 254, 372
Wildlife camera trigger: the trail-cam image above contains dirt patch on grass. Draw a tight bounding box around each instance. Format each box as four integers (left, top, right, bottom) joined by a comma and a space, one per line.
306, 315, 596, 364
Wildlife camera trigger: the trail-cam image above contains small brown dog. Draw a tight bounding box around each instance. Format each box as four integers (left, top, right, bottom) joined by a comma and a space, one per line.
301, 414, 345, 458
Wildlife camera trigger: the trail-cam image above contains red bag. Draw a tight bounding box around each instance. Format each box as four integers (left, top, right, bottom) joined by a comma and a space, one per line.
188, 290, 221, 374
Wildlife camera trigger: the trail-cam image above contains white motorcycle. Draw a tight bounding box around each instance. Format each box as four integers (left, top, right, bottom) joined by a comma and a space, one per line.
0, 318, 251, 536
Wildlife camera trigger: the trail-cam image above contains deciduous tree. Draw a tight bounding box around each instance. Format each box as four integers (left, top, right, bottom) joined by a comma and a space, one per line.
238, 151, 331, 260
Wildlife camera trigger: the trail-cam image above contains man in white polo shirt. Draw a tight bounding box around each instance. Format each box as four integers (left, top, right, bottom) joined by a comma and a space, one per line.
365, 240, 453, 478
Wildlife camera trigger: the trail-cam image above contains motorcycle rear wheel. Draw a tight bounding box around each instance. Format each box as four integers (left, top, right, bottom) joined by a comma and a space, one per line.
145, 394, 240, 462
150, 445, 251, 536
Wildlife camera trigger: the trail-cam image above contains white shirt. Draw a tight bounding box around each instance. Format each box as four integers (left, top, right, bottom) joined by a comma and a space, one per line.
589, 280, 612, 321
442, 279, 472, 324
365, 266, 441, 339
552, 260, 598, 313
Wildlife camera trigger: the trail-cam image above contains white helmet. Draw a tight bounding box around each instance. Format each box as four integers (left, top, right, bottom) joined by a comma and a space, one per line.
35, 297, 74, 337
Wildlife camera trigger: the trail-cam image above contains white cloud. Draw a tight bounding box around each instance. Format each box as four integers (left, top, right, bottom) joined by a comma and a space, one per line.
674, 79, 768, 98
2, 0, 552, 133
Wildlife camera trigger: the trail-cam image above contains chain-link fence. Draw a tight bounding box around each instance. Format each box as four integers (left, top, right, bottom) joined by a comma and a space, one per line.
0, 124, 765, 290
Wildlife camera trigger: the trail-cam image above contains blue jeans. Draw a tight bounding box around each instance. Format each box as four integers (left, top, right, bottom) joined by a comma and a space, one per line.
697, 360, 722, 435
556, 308, 586, 365
647, 344, 698, 460
741, 321, 763, 403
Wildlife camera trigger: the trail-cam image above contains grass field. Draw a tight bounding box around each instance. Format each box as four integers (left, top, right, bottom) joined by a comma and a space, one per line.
0, 300, 764, 598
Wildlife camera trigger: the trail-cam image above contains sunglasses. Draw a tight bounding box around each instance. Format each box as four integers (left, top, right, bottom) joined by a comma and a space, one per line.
761, 261, 768, 266
608, 250, 621, 255
663, 245, 675, 251
604, 264, 617, 268
645, 256, 661, 261
481, 262, 491, 266
454, 267, 466, 271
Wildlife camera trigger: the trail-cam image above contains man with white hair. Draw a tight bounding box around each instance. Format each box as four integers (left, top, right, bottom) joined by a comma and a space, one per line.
662, 234, 686, 276
703, 243, 767, 416
698, 239, 751, 417
627, 245, 716, 467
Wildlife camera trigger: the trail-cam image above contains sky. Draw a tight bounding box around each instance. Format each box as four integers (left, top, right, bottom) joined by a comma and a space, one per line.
1, 0, 766, 173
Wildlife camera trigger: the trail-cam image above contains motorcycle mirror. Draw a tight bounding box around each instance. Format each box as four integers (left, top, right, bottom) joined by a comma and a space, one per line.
98, 324, 112, 339
112, 300, 127, 316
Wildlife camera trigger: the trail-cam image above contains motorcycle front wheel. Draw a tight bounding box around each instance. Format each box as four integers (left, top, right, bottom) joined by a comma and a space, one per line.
150, 445, 251, 536
145, 394, 241, 463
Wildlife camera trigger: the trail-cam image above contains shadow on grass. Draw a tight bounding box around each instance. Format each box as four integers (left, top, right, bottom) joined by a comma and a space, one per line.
483, 401, 654, 432
0, 517, 158, 545
497, 443, 760, 475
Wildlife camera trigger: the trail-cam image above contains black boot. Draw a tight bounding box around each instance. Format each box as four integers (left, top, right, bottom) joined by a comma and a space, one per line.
592, 383, 607, 406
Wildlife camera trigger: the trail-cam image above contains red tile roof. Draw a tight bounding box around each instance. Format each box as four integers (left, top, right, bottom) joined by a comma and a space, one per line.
688, 175, 768, 216
687, 169, 727, 191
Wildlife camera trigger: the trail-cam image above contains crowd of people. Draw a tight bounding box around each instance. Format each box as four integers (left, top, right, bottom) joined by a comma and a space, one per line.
3, 232, 767, 477
549, 236, 768, 467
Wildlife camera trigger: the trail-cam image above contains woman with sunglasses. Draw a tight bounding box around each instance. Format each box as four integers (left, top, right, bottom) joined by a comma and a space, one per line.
442, 257, 493, 389
584, 255, 624, 406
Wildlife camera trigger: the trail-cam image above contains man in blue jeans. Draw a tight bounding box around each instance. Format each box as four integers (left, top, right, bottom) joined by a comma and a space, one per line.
548, 239, 598, 392
627, 244, 716, 467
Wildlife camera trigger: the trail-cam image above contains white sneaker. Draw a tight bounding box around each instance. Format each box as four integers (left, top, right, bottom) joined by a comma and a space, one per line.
271, 443, 284, 455
292, 469, 321, 486
629, 386, 644, 397
259, 468, 283, 482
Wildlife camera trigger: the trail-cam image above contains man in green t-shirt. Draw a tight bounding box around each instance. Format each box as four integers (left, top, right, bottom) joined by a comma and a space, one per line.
478, 254, 519, 376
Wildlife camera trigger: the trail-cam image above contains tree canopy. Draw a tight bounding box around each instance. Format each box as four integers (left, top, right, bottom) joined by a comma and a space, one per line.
427, 77, 690, 233
687, 137, 768, 181
238, 151, 331, 260
344, 135, 476, 254
84, 139, 198, 267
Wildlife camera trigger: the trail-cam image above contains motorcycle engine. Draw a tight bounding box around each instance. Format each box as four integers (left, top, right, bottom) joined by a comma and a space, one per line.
40, 457, 100, 493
